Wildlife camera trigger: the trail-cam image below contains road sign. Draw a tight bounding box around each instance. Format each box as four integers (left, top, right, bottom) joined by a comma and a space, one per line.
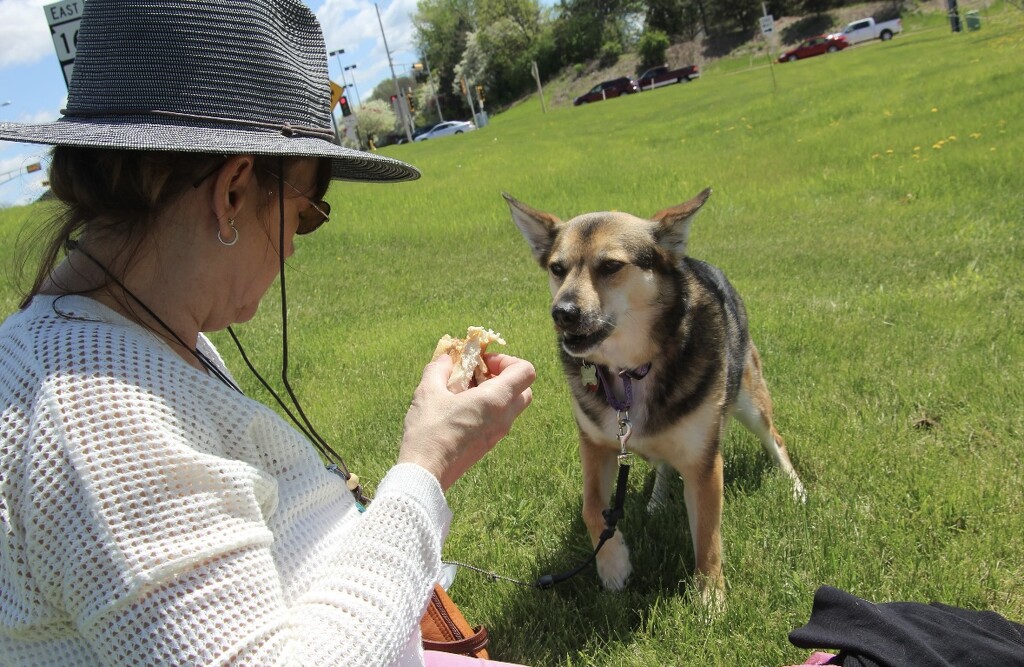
329, 80, 345, 109
44, 0, 86, 89
760, 15, 775, 34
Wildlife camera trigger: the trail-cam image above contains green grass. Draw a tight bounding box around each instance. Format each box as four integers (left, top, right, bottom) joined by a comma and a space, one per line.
1, 7, 1022, 664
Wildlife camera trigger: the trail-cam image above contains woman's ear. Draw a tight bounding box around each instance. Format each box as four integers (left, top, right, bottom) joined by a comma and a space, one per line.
211, 155, 257, 227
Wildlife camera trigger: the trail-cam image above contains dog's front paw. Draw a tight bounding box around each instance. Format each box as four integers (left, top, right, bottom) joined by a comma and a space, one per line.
693, 575, 726, 618
596, 532, 631, 592
791, 476, 807, 504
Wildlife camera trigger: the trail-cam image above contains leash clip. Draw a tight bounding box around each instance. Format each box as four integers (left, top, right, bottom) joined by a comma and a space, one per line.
616, 412, 633, 459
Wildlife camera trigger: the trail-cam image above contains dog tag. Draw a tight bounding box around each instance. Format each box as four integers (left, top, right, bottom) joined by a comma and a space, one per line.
581, 363, 598, 389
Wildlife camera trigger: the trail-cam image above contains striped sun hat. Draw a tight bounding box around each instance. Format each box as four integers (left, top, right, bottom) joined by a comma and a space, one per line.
0, 0, 419, 183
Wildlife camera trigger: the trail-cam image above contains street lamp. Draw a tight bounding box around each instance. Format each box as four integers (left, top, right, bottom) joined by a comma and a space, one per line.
329, 48, 348, 89
343, 65, 361, 107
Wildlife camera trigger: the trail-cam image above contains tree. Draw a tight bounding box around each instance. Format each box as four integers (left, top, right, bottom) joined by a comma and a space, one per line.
367, 75, 416, 105
453, 31, 487, 99
637, 29, 670, 69
644, 0, 705, 39
414, 0, 475, 118
707, 0, 762, 35
552, 0, 644, 65
475, 17, 538, 105
471, 0, 544, 106
354, 99, 397, 144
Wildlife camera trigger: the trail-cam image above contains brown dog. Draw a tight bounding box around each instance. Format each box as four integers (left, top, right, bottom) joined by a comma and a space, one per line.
504, 188, 805, 606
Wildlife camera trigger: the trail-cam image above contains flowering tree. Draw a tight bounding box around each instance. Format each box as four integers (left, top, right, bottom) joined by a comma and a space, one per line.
355, 99, 398, 144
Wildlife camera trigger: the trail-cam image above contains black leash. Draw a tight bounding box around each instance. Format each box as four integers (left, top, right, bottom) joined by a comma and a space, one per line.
448, 362, 644, 590
444, 440, 631, 590
537, 444, 631, 589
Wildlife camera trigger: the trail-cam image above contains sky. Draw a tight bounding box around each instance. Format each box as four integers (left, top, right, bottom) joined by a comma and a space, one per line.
0, 0, 423, 207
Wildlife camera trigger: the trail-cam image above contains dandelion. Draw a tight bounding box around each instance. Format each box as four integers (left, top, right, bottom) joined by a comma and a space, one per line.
885, 149, 894, 154
948, 135, 957, 141
970, 132, 982, 139
931, 107, 939, 113
933, 142, 944, 149
913, 146, 921, 151
872, 153, 882, 159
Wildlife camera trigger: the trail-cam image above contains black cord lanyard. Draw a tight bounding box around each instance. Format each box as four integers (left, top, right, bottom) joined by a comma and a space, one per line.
66, 239, 243, 393
64, 169, 368, 506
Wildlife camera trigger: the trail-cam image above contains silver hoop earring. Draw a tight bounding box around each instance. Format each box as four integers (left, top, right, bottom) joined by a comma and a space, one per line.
218, 218, 239, 247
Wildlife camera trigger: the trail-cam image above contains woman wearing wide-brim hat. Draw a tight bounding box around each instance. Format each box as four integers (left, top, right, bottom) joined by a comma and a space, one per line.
0, 1, 535, 664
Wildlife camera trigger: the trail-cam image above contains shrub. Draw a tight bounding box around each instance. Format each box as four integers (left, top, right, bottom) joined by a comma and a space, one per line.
638, 30, 670, 70
598, 40, 622, 67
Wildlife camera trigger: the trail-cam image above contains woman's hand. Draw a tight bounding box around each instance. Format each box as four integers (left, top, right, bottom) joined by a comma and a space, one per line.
398, 353, 536, 491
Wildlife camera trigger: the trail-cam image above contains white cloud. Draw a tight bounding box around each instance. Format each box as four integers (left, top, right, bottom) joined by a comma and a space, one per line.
317, 0, 421, 98
0, 0, 58, 69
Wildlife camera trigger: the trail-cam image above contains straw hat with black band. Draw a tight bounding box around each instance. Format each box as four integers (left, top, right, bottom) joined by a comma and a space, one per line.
0, 0, 420, 184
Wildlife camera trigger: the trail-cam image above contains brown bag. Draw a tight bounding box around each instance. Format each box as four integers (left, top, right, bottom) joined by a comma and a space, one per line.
420, 583, 490, 659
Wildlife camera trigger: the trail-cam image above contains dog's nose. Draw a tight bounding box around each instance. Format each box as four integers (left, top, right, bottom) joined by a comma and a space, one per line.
552, 302, 581, 329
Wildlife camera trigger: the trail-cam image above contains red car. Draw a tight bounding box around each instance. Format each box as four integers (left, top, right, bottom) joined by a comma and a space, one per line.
779, 34, 849, 62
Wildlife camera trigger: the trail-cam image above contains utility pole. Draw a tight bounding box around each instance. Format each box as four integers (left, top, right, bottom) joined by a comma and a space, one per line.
530, 61, 546, 114
376, 3, 412, 143
421, 55, 444, 123
461, 76, 477, 124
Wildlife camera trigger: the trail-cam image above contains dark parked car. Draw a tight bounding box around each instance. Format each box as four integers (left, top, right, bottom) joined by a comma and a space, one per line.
779, 34, 850, 62
573, 77, 639, 106
637, 64, 700, 91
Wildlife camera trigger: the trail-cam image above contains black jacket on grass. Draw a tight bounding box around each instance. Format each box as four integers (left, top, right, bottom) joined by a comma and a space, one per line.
789, 585, 1024, 666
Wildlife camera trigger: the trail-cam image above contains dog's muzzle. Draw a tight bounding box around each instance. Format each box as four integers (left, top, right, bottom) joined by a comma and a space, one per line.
552, 301, 611, 355
551, 302, 582, 330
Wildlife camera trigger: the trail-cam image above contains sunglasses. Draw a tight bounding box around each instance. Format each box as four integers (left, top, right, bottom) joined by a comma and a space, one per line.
193, 159, 330, 235
272, 174, 331, 235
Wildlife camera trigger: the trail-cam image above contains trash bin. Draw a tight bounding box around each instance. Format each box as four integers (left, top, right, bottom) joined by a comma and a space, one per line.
965, 10, 981, 31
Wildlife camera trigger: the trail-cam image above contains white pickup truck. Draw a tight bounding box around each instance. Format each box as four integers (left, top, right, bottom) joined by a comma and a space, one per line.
837, 16, 903, 44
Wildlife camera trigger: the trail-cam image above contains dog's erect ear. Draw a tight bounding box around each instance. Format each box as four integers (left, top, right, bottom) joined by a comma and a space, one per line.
650, 187, 713, 258
502, 193, 562, 267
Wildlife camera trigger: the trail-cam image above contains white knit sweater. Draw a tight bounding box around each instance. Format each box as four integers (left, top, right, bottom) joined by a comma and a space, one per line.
0, 295, 452, 666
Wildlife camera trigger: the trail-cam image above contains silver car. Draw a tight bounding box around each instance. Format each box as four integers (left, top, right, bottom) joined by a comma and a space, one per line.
413, 120, 476, 141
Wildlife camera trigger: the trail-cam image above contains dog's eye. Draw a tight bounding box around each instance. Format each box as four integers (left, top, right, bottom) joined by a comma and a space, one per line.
598, 260, 625, 276
549, 262, 567, 278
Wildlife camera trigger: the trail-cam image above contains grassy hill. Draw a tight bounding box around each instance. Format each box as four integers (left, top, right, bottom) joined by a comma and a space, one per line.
0, 3, 1021, 664
527, 0, 998, 110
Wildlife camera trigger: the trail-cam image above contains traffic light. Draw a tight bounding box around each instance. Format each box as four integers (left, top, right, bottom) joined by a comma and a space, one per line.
339, 96, 352, 117
459, 78, 467, 96
405, 91, 415, 113
412, 62, 427, 83
475, 85, 484, 105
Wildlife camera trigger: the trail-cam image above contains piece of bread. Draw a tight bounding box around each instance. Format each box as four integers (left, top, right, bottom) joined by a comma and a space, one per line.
432, 326, 506, 393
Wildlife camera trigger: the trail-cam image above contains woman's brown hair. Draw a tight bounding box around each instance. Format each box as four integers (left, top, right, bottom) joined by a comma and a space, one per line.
18, 147, 331, 308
